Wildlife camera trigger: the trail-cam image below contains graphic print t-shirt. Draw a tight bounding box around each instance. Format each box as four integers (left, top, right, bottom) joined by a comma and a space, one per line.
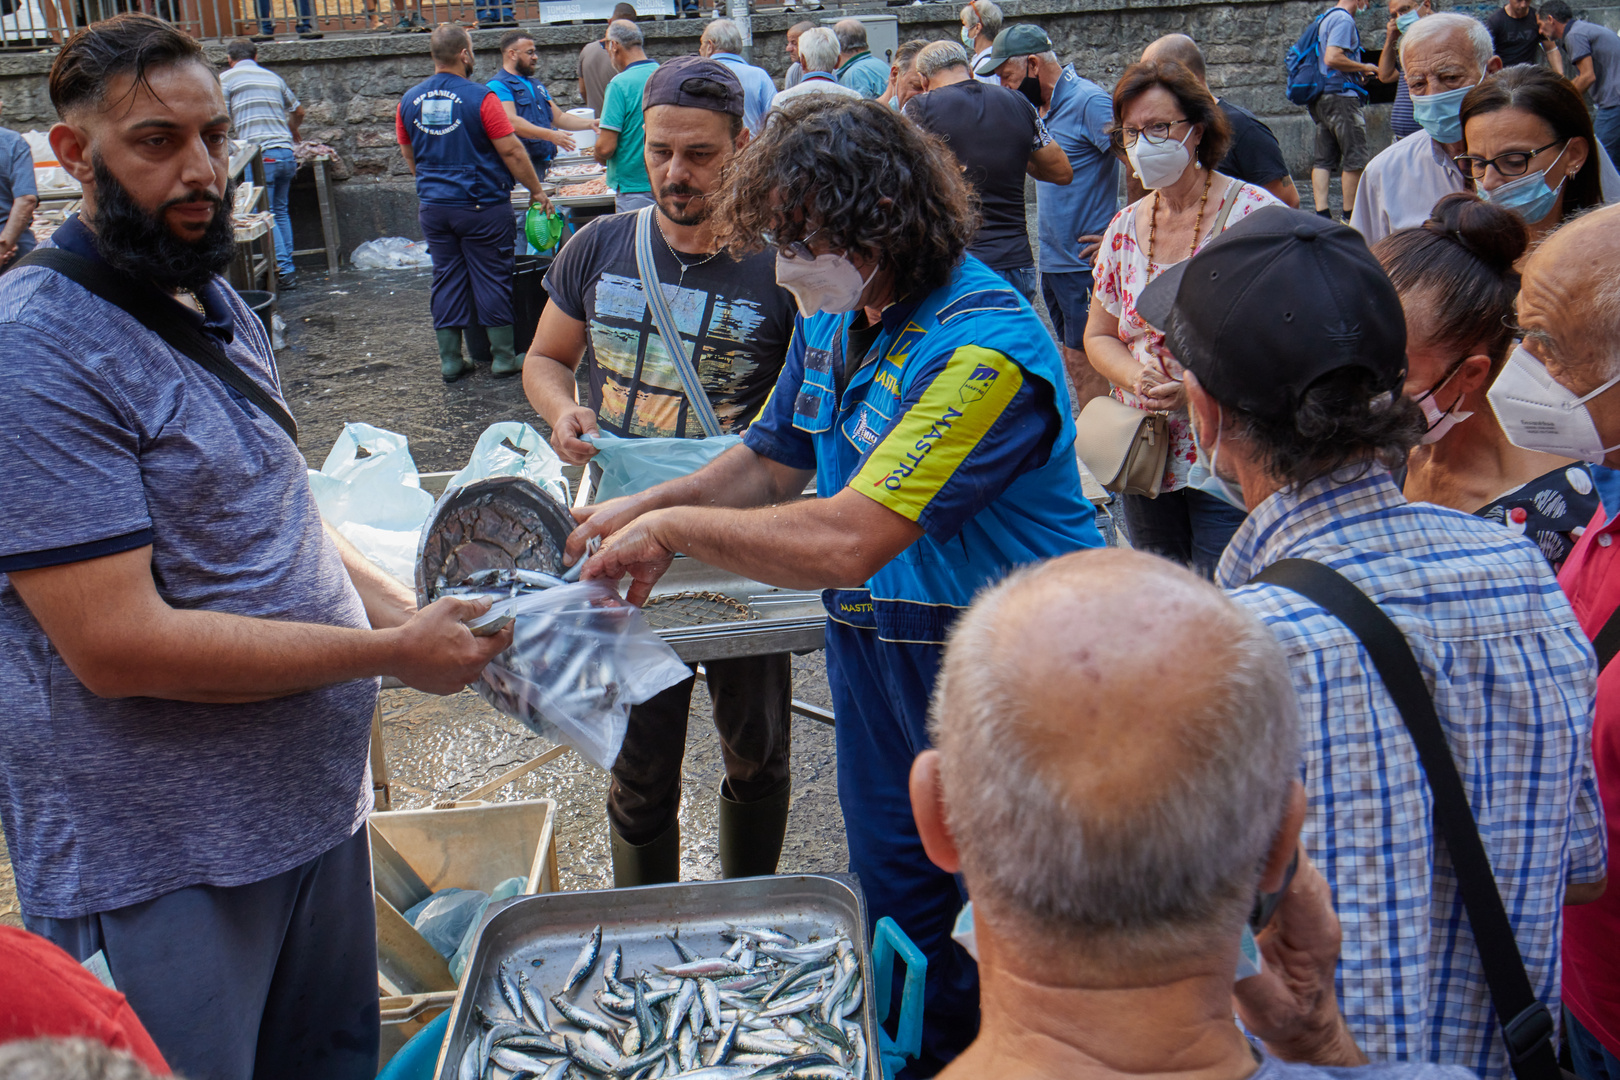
543, 211, 796, 438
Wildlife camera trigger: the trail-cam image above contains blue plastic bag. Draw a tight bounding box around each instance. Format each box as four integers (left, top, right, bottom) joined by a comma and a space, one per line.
449, 876, 527, 980
403, 887, 487, 961
586, 432, 742, 502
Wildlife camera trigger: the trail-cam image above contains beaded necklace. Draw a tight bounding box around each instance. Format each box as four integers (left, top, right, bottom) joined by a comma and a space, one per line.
1145, 168, 1215, 269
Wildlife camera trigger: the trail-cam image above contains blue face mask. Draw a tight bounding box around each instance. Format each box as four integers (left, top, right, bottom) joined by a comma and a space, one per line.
1396, 9, 1422, 31
1479, 142, 1569, 223
1411, 82, 1475, 143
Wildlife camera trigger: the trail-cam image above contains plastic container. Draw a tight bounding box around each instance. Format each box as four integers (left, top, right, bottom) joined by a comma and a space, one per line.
238, 288, 275, 335
512, 253, 551, 354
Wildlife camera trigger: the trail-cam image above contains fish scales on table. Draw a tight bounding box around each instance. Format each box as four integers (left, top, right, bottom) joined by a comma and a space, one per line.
466, 924, 865, 1080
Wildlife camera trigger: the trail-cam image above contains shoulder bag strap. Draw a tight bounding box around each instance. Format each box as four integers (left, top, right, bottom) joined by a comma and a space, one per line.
1589, 601, 1620, 672
1250, 558, 1563, 1080
16, 248, 298, 445
1211, 178, 1242, 236
633, 206, 725, 438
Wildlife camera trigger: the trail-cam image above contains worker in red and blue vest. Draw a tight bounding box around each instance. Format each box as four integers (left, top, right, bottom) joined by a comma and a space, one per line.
396, 25, 550, 382
488, 29, 597, 180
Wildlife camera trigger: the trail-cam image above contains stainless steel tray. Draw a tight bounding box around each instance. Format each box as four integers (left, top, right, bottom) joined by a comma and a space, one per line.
434, 874, 882, 1080
647, 557, 827, 662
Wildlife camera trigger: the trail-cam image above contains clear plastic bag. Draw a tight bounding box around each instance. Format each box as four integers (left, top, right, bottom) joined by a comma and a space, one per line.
351, 237, 433, 270
449, 422, 569, 506
307, 423, 435, 584
404, 886, 487, 961
473, 581, 691, 770
586, 432, 743, 502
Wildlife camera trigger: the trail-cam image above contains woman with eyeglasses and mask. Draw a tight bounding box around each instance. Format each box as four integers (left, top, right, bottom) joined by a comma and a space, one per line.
1458, 64, 1620, 252
1083, 60, 1282, 578
1374, 191, 1598, 569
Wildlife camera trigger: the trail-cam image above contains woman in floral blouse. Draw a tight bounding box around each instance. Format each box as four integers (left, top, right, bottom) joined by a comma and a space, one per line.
1083, 60, 1281, 578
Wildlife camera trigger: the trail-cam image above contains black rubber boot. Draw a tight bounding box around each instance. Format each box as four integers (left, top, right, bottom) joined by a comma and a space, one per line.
436, 328, 471, 383
718, 780, 791, 879
610, 820, 680, 887
487, 324, 523, 378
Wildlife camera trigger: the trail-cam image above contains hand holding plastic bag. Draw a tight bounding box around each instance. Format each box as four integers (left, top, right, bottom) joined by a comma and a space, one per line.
472, 580, 690, 770
586, 432, 742, 502
449, 422, 569, 507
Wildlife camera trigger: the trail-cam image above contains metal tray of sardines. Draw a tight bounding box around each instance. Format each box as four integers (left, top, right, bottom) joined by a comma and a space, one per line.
641, 558, 828, 664
436, 874, 879, 1080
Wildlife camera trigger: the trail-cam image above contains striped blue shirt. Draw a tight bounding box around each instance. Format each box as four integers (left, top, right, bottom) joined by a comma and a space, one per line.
1219, 470, 1606, 1078
219, 58, 300, 151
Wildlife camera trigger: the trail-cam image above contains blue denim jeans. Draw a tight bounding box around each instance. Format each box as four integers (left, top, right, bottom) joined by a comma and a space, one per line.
261, 147, 298, 279
1569, 1008, 1620, 1080
1120, 486, 1248, 580
1594, 106, 1620, 186
257, 0, 312, 33
992, 264, 1037, 305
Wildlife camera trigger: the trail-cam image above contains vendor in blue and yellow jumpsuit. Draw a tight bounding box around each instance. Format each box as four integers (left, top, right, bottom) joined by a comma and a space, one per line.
567, 97, 1104, 1076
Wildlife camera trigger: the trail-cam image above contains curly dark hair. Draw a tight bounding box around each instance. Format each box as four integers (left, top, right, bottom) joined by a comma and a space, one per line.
1229, 368, 1427, 490
709, 96, 979, 303
1110, 60, 1231, 172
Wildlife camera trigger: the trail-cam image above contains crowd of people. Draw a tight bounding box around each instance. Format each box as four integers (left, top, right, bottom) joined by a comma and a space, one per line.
1, 5, 1620, 1080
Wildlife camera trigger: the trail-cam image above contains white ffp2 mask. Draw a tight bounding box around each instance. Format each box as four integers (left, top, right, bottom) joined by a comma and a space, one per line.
774, 252, 877, 317
1488, 344, 1620, 463
1126, 128, 1194, 190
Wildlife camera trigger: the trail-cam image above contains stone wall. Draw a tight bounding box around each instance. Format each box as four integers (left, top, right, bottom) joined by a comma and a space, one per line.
4, 0, 1618, 254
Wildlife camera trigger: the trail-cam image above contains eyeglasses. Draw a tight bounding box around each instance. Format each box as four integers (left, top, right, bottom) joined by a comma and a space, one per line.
762, 227, 821, 261
1454, 139, 1565, 179
1117, 118, 1190, 148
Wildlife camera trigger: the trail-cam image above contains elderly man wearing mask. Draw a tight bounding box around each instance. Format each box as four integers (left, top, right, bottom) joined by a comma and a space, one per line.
1490, 204, 1620, 1080
914, 546, 1478, 1080
1141, 205, 1605, 1075
1350, 12, 1501, 245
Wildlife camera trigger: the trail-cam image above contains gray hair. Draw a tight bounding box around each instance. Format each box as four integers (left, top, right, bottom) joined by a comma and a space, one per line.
962, 0, 1002, 38
606, 18, 642, 48
931, 554, 1301, 960
703, 18, 744, 56
1400, 11, 1494, 71
0, 1039, 164, 1080
834, 18, 868, 53
797, 26, 841, 74
915, 40, 970, 79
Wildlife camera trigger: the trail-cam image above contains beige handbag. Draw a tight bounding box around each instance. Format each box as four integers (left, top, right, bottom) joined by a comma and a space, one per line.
1075, 395, 1169, 497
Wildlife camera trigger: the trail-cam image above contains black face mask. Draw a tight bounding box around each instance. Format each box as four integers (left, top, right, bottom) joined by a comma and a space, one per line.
89, 155, 236, 293
1018, 71, 1044, 109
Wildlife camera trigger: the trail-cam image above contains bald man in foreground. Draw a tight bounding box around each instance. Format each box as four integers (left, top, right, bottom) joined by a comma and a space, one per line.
1493, 205, 1620, 1076
912, 549, 1474, 1080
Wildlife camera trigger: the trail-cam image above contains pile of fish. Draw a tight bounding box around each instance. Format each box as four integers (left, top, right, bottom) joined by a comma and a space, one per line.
459, 924, 868, 1080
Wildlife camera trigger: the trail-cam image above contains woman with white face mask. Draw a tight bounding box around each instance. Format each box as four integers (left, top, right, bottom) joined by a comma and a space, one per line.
1458, 64, 1617, 256
1375, 191, 1598, 569
1082, 61, 1282, 578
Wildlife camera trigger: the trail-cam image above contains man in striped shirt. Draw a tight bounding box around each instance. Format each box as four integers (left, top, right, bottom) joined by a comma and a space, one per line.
1140, 206, 1606, 1077
221, 39, 303, 288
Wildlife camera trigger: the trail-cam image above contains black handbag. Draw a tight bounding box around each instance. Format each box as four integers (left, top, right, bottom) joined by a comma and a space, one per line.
1251, 558, 1570, 1080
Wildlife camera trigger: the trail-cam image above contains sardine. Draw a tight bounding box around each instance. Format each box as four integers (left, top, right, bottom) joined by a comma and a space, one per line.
552, 994, 623, 1037
698, 978, 723, 1032
657, 958, 748, 978
669, 934, 700, 963
565, 1033, 616, 1075
726, 926, 799, 947
664, 979, 697, 1042
605, 945, 624, 987
634, 979, 658, 1048
565, 925, 604, 994
583, 1029, 623, 1066
500, 961, 526, 1020
519, 971, 554, 1032
757, 940, 840, 966
705, 1017, 742, 1067
493, 1046, 566, 1073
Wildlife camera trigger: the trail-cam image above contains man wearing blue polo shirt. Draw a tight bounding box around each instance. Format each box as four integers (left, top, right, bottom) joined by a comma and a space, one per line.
834, 19, 891, 98
569, 98, 1103, 1074
700, 18, 776, 135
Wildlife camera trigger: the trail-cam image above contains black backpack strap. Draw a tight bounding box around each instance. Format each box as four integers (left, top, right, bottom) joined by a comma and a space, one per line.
1589, 602, 1620, 673
1251, 558, 1563, 1080
16, 248, 298, 445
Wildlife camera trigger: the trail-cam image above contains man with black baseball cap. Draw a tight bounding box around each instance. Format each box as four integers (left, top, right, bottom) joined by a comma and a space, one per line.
523, 55, 800, 889
1139, 205, 1605, 1074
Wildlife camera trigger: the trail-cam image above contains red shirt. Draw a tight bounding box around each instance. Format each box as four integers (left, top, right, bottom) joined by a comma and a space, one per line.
394, 93, 515, 148
0, 926, 169, 1072
1559, 501, 1620, 1057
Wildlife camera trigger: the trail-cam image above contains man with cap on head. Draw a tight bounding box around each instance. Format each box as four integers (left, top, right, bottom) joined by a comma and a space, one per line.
1137, 204, 1606, 1075
1488, 204, 1620, 1079
522, 57, 800, 890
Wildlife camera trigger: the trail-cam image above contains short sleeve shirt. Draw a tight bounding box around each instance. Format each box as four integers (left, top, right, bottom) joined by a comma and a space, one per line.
599, 59, 659, 194
542, 211, 796, 438
1565, 19, 1620, 108
1217, 98, 1291, 186
0, 216, 376, 920
1094, 180, 1282, 491
1320, 7, 1365, 96
218, 58, 300, 150
1037, 66, 1118, 275
1485, 5, 1543, 67
905, 80, 1051, 270
0, 128, 37, 260
580, 40, 618, 116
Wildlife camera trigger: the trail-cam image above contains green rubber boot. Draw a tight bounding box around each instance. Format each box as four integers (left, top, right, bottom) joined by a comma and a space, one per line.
487, 324, 523, 378
610, 819, 680, 887
717, 780, 791, 879
436, 328, 471, 383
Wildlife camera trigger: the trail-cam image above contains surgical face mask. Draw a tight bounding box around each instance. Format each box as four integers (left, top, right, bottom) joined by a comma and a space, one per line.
1126, 127, 1194, 190
961, 25, 976, 47
775, 250, 878, 316
1191, 402, 1246, 507
1414, 361, 1474, 443
1411, 82, 1475, 143
1396, 9, 1422, 31
1479, 144, 1569, 224
1488, 344, 1620, 463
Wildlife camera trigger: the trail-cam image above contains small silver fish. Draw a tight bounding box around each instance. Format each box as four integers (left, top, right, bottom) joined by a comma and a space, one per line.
664, 979, 696, 1042
551, 993, 622, 1037
657, 958, 747, 978
565, 1033, 617, 1075
669, 934, 700, 963
699, 978, 723, 1032
565, 925, 604, 994
518, 971, 553, 1032
727, 926, 799, 947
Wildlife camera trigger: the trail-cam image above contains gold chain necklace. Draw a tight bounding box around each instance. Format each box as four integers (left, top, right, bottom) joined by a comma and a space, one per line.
1145, 168, 1214, 269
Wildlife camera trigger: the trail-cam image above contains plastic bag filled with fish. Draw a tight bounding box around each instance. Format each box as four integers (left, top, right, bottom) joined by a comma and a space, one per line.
474, 581, 690, 769
585, 433, 743, 502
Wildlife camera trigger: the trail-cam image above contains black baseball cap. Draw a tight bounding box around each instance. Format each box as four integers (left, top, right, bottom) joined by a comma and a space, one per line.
641, 55, 745, 117
1135, 206, 1407, 421
973, 24, 1053, 76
